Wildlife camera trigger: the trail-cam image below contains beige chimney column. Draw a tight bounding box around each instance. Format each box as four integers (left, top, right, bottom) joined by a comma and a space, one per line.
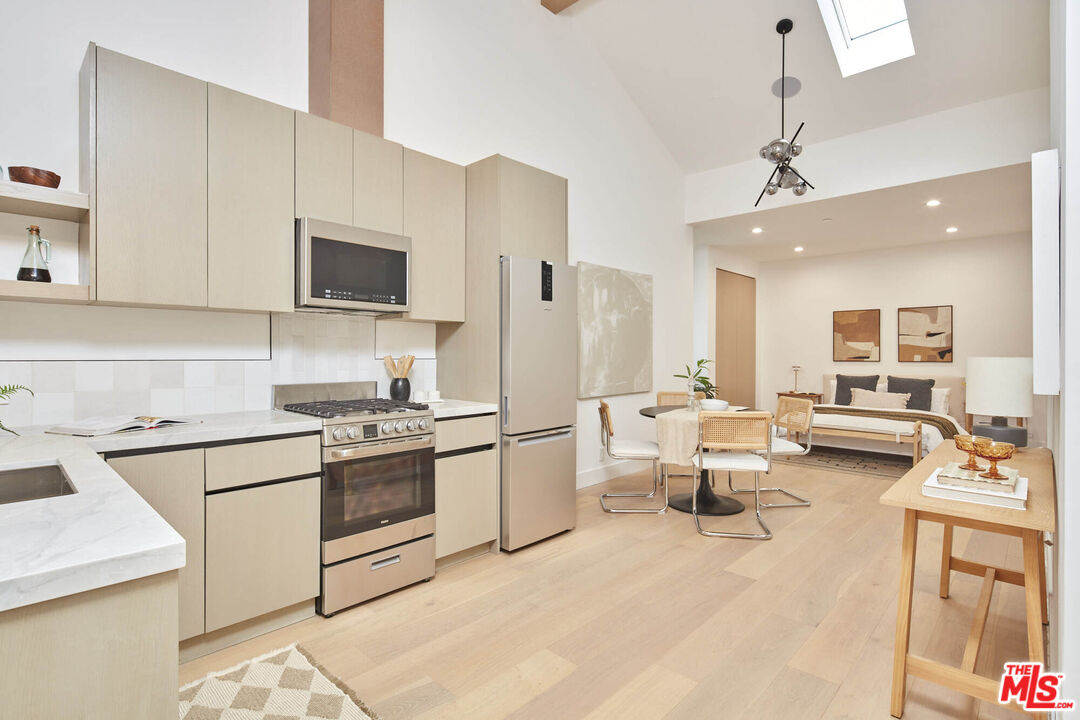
309, 0, 384, 136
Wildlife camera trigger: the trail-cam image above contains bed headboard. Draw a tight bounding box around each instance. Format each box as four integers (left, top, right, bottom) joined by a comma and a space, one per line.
821, 373, 966, 419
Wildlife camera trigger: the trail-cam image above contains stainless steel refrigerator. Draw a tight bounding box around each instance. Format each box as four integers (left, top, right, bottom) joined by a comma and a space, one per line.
499, 256, 578, 551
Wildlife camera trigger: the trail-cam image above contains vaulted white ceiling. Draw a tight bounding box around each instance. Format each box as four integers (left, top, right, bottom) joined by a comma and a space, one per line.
568, 0, 1049, 173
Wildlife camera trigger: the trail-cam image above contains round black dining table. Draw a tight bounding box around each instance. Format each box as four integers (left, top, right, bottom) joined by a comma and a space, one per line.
639, 404, 746, 516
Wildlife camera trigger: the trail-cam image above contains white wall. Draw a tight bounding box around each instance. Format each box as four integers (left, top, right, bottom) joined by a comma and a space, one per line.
685, 88, 1051, 224
753, 233, 1045, 448
383, 0, 694, 487
0, 0, 307, 192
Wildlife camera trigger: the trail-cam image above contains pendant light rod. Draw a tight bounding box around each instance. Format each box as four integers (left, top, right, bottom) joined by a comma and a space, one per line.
781, 30, 786, 138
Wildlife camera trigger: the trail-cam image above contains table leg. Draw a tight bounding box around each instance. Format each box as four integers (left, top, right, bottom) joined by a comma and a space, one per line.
939, 523, 953, 599
891, 509, 918, 718
1038, 531, 1048, 625
668, 469, 745, 516
1023, 530, 1046, 663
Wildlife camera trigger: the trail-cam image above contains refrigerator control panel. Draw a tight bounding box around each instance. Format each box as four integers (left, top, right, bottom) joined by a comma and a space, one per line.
541, 261, 553, 301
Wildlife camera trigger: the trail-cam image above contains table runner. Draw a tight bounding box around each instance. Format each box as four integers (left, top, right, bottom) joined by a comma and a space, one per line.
655, 407, 748, 465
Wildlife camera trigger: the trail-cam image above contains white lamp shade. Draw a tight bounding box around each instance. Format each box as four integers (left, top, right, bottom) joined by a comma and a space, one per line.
966, 357, 1034, 418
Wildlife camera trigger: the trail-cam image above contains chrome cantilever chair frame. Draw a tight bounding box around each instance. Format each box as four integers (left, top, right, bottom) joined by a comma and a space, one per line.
598, 400, 667, 514
693, 411, 774, 540
729, 396, 813, 509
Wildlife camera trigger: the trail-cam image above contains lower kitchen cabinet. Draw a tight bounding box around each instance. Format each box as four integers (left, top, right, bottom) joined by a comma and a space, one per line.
435, 448, 498, 559
107, 449, 205, 641
204, 476, 320, 633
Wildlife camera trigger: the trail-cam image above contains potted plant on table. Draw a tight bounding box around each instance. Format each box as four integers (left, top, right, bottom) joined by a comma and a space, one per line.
1, 384, 33, 436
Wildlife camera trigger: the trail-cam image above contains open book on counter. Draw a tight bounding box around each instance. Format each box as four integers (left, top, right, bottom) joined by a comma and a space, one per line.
46, 416, 198, 437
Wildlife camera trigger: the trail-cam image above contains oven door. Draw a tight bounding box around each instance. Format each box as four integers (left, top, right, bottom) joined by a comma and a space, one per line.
321, 435, 434, 564
296, 217, 411, 313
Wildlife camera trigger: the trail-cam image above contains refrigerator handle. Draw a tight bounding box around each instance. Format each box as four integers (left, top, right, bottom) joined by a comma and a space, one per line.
512, 428, 576, 446
503, 395, 509, 427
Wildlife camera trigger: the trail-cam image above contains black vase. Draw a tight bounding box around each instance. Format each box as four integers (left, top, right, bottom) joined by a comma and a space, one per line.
389, 378, 411, 401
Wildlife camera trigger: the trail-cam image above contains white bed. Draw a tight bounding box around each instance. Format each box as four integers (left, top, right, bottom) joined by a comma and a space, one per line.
810, 374, 967, 465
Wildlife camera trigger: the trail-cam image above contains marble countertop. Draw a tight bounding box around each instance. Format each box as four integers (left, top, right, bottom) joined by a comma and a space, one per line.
431, 399, 499, 420
80, 410, 322, 454
0, 433, 185, 613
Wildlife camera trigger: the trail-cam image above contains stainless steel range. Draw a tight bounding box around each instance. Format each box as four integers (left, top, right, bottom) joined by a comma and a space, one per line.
275, 382, 435, 616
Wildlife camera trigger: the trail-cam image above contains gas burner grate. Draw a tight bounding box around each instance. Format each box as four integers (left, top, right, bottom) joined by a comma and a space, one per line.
283, 398, 430, 419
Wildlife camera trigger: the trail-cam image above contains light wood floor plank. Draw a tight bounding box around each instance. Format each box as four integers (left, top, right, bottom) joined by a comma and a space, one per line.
178, 462, 1037, 720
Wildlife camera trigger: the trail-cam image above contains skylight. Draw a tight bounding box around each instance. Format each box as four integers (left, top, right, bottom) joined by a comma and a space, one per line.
817, 0, 915, 77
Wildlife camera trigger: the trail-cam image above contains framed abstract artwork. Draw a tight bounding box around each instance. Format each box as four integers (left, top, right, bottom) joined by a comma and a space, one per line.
577, 262, 653, 398
898, 305, 953, 362
833, 309, 880, 362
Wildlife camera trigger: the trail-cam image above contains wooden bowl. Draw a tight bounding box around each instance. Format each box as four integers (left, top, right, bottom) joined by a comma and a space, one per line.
7, 166, 61, 188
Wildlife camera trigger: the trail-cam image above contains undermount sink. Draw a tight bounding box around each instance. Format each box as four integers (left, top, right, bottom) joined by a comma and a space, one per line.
0, 463, 77, 506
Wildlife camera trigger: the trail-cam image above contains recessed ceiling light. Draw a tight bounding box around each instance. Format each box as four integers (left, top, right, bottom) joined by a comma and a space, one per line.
752, 227, 763, 234
794, 246, 804, 252
946, 226, 958, 233
926, 199, 941, 207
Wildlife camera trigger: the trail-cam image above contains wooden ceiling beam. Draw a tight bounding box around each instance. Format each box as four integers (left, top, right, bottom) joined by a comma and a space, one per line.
541, 0, 581, 14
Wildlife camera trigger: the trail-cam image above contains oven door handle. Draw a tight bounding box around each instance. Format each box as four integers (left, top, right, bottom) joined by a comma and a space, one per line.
325, 435, 434, 461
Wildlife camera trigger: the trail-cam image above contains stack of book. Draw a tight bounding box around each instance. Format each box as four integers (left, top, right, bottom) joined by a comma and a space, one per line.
921, 461, 1028, 509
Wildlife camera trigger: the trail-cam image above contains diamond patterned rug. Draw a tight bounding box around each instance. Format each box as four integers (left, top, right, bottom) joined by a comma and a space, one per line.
179, 644, 377, 720
773, 446, 911, 479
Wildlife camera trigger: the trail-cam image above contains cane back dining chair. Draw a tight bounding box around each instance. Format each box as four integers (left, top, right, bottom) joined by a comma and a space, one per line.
597, 399, 667, 513
692, 411, 773, 540
656, 390, 704, 407
731, 395, 813, 509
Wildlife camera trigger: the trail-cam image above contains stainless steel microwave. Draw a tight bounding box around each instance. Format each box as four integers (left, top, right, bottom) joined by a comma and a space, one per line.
296, 217, 411, 314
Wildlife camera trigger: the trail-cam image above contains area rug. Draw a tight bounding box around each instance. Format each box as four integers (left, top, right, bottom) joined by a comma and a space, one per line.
179, 644, 377, 720
773, 446, 910, 479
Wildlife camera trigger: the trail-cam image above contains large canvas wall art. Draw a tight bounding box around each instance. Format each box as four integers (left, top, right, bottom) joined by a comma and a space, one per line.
833, 309, 880, 362
898, 305, 953, 362
577, 262, 653, 398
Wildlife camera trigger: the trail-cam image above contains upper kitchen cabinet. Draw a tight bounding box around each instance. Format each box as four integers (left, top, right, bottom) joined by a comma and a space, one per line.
208, 84, 295, 312
403, 149, 465, 322
353, 131, 403, 234
295, 111, 352, 225
88, 46, 209, 308
495, 156, 567, 264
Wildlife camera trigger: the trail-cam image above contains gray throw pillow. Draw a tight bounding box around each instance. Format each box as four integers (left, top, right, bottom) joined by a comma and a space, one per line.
835, 374, 880, 405
887, 376, 936, 411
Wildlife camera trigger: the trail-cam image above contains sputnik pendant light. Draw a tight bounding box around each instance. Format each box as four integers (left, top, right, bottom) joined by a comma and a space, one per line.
755, 19, 814, 207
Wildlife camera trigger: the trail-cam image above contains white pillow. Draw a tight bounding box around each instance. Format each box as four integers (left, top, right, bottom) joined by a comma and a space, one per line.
930, 387, 951, 415
850, 387, 911, 409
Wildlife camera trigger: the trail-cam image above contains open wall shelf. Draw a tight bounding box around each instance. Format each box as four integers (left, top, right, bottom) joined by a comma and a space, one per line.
0, 181, 89, 222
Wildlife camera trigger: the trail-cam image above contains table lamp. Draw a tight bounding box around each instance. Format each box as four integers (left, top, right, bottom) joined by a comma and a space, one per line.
965, 357, 1033, 446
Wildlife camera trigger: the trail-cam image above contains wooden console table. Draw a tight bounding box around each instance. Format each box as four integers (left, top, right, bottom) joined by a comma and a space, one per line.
879, 443, 1055, 718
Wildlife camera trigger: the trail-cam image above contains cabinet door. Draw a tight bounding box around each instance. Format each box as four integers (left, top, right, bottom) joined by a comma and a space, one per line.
95, 48, 208, 307
435, 448, 497, 559
353, 130, 403, 234
208, 84, 295, 312
204, 477, 320, 632
107, 449, 205, 641
295, 112, 352, 224
404, 149, 466, 322
497, 156, 567, 264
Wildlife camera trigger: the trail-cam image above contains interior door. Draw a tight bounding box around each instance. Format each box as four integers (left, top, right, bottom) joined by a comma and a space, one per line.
714, 269, 756, 408
501, 257, 577, 434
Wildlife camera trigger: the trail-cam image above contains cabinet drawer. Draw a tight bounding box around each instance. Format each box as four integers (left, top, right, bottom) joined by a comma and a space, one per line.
204, 476, 320, 632
205, 434, 320, 492
321, 536, 435, 616
435, 448, 497, 559
434, 415, 496, 454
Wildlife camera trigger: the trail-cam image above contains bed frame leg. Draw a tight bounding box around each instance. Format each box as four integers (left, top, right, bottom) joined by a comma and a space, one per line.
912, 421, 922, 467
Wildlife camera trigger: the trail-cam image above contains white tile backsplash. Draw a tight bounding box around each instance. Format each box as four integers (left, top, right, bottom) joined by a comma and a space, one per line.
0, 313, 437, 428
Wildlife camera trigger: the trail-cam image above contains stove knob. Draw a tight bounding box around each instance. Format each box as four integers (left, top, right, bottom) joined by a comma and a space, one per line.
418, 419, 429, 431
332, 427, 345, 441
347, 426, 359, 439
406, 420, 416, 431
381, 422, 392, 434
394, 421, 405, 433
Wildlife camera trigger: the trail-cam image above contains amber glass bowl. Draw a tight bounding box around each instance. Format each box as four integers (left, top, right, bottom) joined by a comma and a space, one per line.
953, 434, 990, 471
973, 439, 1016, 480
